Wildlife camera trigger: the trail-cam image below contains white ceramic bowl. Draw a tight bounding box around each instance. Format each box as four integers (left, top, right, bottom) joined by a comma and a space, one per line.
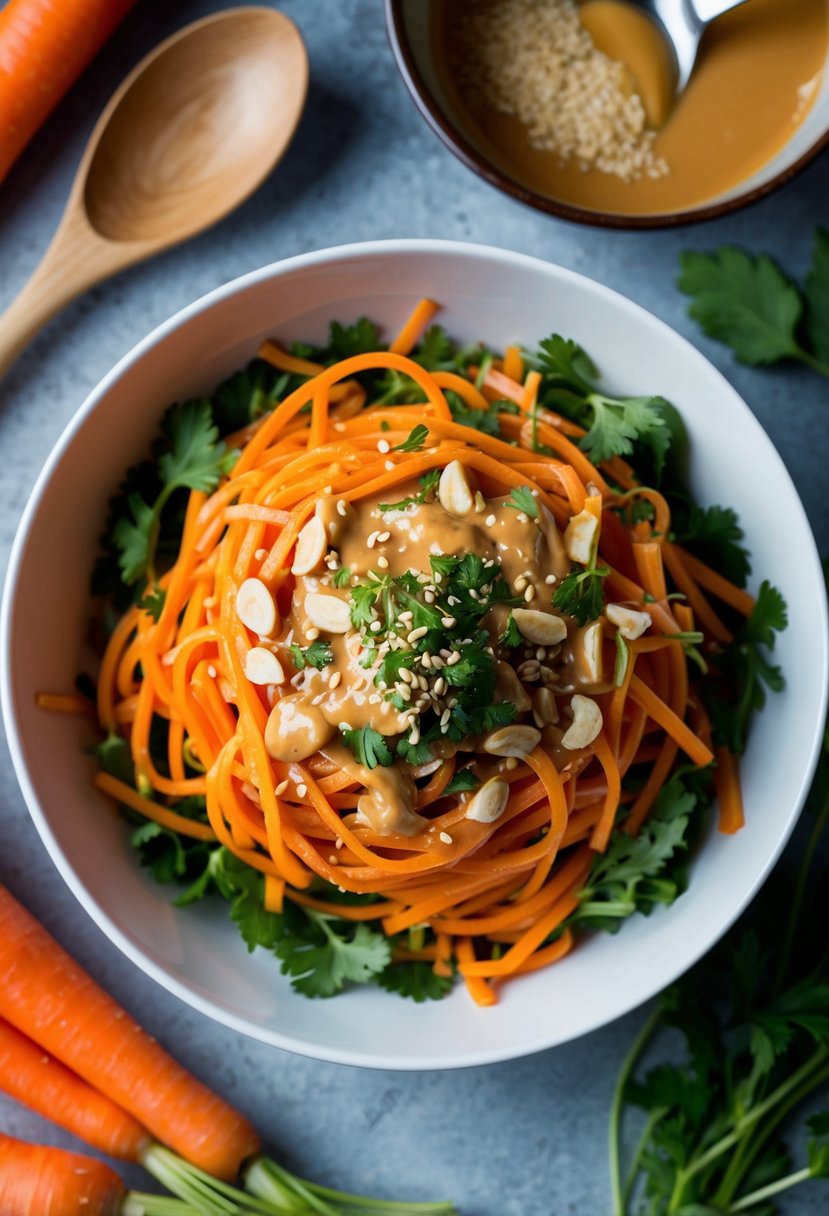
3, 241, 826, 1069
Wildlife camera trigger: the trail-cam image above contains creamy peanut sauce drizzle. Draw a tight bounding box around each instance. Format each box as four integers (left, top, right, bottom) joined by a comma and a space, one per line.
259, 469, 613, 836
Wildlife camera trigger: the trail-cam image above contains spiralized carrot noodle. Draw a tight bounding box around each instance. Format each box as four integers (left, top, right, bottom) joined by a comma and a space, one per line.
87, 298, 746, 1004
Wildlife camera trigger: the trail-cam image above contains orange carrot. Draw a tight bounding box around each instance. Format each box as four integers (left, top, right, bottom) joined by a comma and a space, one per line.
0, 1132, 125, 1216
715, 745, 745, 834
0, 1017, 150, 1162
0, 886, 259, 1181
0, 0, 138, 182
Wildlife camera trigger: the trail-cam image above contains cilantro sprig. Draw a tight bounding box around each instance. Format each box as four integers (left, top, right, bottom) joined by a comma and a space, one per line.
379, 469, 440, 513
529, 334, 675, 479
678, 228, 829, 377
505, 485, 539, 518
553, 564, 609, 626
289, 641, 333, 671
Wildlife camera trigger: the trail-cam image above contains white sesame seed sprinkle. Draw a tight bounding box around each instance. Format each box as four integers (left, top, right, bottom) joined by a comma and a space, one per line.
377, 556, 390, 569
329, 671, 342, 689
275, 780, 289, 796
337, 500, 348, 516
439, 831, 453, 844
377, 439, 391, 453
485, 513, 497, 527
296, 783, 308, 798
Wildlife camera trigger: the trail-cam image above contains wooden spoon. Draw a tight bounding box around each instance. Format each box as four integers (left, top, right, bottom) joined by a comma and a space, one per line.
0, 7, 308, 379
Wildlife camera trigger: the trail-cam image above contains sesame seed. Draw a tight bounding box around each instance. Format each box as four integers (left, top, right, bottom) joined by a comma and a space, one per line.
255, 548, 268, 561
296, 783, 308, 798
338, 720, 351, 731
328, 854, 339, 865
385, 460, 395, 472
306, 628, 320, 641
275, 779, 289, 796
545, 574, 557, 585
377, 439, 391, 453
474, 491, 486, 513
514, 577, 528, 592
424, 590, 435, 603
447, 595, 460, 606
485, 513, 497, 527
335, 837, 344, 849
369, 693, 381, 704
407, 626, 429, 643
399, 611, 414, 623
505, 758, 518, 771
421, 652, 433, 668
400, 668, 413, 684
207, 664, 217, 678
377, 556, 390, 569
323, 485, 333, 495
367, 531, 379, 548
381, 701, 392, 714
440, 708, 451, 726
377, 531, 391, 543
441, 616, 457, 628
337, 500, 348, 516
524, 585, 536, 602
439, 831, 453, 844
329, 671, 342, 689
397, 684, 412, 701
517, 512, 528, 523
370, 620, 383, 633
434, 676, 446, 695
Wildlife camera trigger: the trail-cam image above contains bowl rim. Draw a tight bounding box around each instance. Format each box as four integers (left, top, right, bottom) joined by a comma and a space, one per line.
2, 237, 827, 1069
383, 0, 829, 230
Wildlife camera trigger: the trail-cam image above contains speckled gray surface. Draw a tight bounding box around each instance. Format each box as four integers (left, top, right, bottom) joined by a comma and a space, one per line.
1, 1, 828, 1210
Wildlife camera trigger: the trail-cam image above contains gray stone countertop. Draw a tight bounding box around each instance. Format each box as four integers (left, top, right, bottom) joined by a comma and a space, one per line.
0, 1, 827, 1211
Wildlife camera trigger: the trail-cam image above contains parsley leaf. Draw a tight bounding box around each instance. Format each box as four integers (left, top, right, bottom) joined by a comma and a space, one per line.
376, 961, 453, 1002
444, 769, 480, 795
553, 566, 609, 625
505, 485, 539, 518
392, 424, 430, 452
706, 581, 787, 754
341, 725, 394, 769
379, 469, 440, 513
289, 641, 333, 671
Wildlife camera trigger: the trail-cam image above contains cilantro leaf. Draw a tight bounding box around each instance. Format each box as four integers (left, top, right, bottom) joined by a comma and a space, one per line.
332, 566, 352, 588
211, 359, 287, 434
535, 334, 598, 393
325, 317, 380, 360
392, 424, 429, 452
414, 325, 455, 370
447, 393, 515, 437
671, 502, 751, 589
158, 400, 236, 494
706, 581, 787, 754
138, 586, 166, 622
379, 468, 440, 512
677, 246, 804, 366
505, 485, 539, 518
749, 978, 829, 1075
553, 566, 608, 625
289, 641, 333, 671
805, 227, 829, 365
396, 737, 433, 766
570, 776, 697, 933
341, 725, 394, 769
113, 494, 156, 585
275, 903, 391, 998
807, 1113, 829, 1179
376, 961, 453, 1002
96, 733, 135, 785
444, 769, 480, 795
499, 613, 523, 648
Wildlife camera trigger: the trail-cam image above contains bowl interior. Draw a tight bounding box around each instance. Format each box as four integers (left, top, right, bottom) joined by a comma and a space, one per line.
3, 241, 826, 1068
392, 0, 829, 222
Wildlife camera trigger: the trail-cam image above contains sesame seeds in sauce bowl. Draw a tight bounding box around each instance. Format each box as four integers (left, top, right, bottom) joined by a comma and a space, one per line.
385, 0, 829, 228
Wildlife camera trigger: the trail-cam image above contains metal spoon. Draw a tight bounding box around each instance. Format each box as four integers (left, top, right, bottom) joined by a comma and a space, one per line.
0, 7, 308, 379
633, 0, 751, 94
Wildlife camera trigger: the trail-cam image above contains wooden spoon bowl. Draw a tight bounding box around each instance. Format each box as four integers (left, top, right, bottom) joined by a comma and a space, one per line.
0, 7, 308, 378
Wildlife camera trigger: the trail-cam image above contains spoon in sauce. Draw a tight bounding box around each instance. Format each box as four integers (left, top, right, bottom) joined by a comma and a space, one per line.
0, 7, 308, 380
579, 0, 750, 128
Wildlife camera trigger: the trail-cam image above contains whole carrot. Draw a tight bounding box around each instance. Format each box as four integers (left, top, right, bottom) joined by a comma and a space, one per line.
0, 0, 138, 182
0, 885, 260, 1181
0, 1131, 125, 1216
0, 1016, 150, 1162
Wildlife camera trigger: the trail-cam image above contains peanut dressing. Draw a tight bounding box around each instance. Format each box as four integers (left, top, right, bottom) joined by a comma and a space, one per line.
259, 470, 612, 834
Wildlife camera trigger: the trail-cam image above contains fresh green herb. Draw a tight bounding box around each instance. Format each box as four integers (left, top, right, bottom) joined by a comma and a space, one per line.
671, 501, 752, 589
568, 775, 699, 934
608, 734, 829, 1216
376, 960, 454, 1003
705, 581, 787, 754
553, 565, 609, 626
378, 468, 440, 513
341, 725, 394, 769
500, 613, 523, 648
289, 640, 333, 671
396, 737, 433, 766
531, 334, 673, 478
677, 229, 829, 377
505, 485, 539, 518
448, 393, 517, 437
137, 586, 166, 622
324, 317, 381, 361
331, 566, 352, 588
210, 358, 290, 434
392, 424, 430, 452
274, 900, 391, 998
444, 770, 481, 795
110, 400, 236, 588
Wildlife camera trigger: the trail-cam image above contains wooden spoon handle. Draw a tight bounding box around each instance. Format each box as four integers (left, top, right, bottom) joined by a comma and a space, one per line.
0, 215, 122, 380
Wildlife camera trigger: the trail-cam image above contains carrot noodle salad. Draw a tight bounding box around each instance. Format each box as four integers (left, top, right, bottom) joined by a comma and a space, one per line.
47, 298, 787, 1006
